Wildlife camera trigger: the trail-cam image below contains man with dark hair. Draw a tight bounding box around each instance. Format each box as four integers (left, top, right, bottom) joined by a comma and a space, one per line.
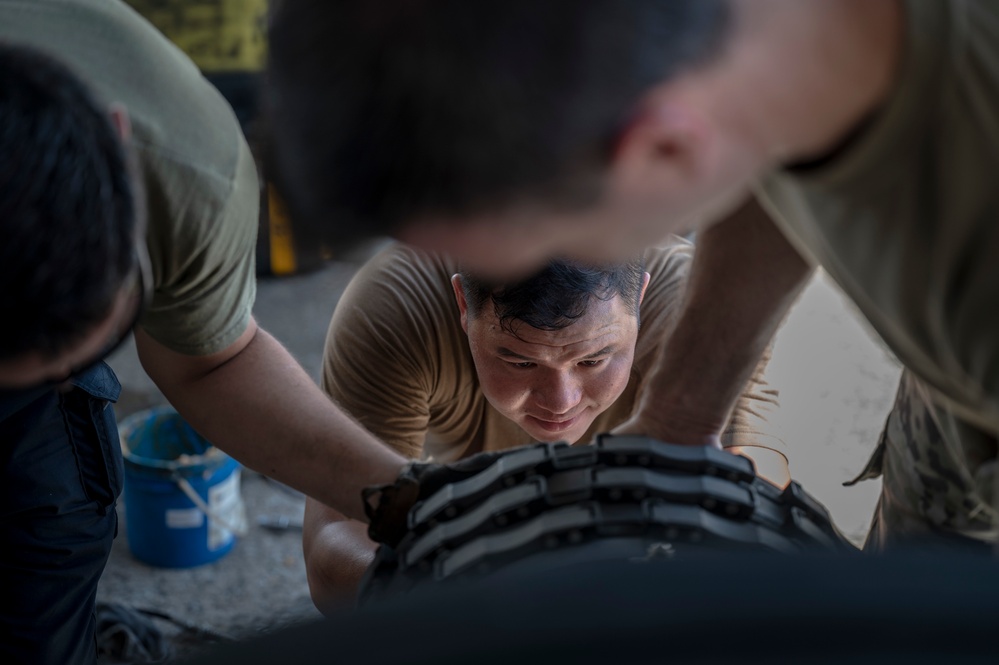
0, 49, 141, 383
0, 2, 410, 662
303, 239, 786, 611
266, 1, 999, 550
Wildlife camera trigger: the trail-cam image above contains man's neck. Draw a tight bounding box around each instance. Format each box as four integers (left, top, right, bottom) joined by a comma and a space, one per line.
719, 0, 905, 166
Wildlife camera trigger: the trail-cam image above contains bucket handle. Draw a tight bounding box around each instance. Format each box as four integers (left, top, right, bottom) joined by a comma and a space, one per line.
174, 475, 249, 537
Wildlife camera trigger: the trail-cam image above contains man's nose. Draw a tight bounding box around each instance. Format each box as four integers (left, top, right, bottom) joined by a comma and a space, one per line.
533, 371, 582, 416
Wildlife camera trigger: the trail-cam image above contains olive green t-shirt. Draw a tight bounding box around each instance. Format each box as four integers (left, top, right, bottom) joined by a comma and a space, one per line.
323, 240, 783, 462
757, 0, 999, 434
0, 0, 258, 355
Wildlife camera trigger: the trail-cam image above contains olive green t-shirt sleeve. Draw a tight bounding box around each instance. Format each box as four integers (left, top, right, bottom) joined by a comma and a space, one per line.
137, 136, 258, 356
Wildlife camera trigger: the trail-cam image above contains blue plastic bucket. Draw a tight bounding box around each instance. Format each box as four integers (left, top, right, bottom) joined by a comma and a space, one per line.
119, 407, 246, 568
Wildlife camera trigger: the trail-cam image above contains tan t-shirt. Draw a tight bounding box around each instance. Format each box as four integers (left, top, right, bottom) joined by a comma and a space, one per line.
0, 0, 258, 356
324, 240, 783, 462
757, 0, 999, 434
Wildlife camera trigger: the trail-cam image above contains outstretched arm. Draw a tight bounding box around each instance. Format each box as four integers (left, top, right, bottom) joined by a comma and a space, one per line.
135, 320, 407, 522
617, 196, 813, 451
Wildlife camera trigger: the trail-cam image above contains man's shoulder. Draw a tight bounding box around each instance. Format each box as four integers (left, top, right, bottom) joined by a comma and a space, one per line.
354, 242, 457, 304
641, 237, 694, 298
630, 237, 695, 370
370, 242, 457, 273
333, 241, 464, 347
644, 236, 694, 265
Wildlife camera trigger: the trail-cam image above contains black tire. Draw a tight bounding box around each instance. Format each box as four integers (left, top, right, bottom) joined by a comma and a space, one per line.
358, 434, 857, 606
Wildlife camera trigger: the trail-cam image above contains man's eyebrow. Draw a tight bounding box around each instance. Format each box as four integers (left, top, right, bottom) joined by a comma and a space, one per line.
581, 346, 615, 360
496, 345, 616, 361
497, 347, 534, 361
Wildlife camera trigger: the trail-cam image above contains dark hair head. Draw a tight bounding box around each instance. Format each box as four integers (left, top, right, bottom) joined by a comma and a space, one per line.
460, 257, 645, 336
0, 43, 138, 360
266, 0, 731, 249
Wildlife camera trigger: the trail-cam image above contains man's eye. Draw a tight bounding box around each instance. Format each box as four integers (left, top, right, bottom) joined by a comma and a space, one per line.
579, 359, 604, 367
508, 361, 535, 368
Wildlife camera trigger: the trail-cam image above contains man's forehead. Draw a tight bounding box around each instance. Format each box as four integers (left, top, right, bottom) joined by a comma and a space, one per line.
477, 294, 634, 348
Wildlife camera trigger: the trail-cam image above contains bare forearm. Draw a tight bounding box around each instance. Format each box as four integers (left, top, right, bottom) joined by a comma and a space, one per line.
302, 499, 377, 613
136, 323, 407, 521
635, 196, 813, 444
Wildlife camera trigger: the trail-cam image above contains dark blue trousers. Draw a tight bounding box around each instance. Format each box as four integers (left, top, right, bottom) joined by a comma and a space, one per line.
0, 363, 123, 665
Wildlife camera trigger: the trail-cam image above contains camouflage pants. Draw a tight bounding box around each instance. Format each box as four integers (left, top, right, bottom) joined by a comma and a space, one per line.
847, 370, 999, 551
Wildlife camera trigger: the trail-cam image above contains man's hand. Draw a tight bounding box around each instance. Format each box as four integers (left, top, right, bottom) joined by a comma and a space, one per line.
364, 450, 509, 547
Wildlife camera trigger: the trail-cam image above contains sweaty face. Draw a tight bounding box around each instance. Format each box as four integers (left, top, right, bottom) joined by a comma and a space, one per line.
455, 279, 642, 444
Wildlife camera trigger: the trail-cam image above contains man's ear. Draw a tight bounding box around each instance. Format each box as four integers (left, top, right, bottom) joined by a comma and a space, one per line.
638, 271, 651, 306
451, 274, 470, 334
608, 91, 709, 199
108, 103, 131, 142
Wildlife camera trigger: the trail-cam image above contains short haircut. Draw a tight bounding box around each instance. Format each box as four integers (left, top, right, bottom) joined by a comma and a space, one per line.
460, 257, 645, 336
0, 43, 138, 360
265, 0, 732, 248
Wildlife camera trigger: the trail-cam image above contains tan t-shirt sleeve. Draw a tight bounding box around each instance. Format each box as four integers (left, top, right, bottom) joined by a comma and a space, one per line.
719, 345, 786, 458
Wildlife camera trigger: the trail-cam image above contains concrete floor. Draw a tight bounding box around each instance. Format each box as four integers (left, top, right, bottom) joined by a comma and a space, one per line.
95, 251, 899, 661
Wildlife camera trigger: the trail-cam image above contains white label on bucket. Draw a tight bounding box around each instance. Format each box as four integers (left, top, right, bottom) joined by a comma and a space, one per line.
207, 468, 243, 551
166, 507, 204, 529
